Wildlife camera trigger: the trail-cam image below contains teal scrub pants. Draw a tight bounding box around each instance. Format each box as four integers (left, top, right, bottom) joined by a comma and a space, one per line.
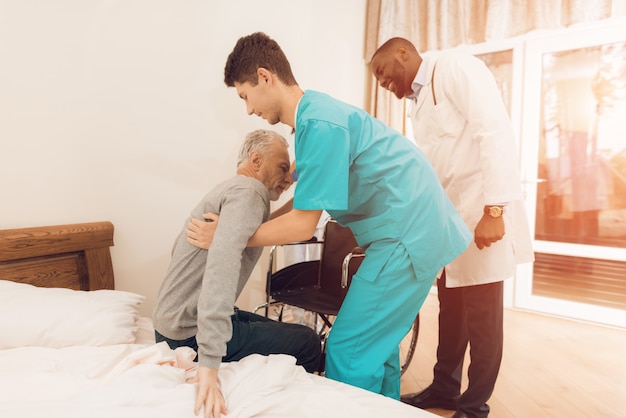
324, 243, 433, 399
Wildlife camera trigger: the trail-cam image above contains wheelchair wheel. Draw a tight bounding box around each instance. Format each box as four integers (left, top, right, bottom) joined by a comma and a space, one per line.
400, 313, 420, 375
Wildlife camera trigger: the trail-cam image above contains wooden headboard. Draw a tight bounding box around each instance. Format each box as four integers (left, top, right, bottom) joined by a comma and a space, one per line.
0, 222, 115, 290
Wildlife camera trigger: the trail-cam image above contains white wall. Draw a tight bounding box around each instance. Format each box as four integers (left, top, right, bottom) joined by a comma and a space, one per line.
0, 0, 367, 315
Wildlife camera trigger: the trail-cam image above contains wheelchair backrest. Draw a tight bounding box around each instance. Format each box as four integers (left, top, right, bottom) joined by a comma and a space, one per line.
318, 219, 363, 299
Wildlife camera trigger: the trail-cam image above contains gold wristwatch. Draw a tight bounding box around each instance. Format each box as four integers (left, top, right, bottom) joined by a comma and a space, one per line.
485, 206, 503, 218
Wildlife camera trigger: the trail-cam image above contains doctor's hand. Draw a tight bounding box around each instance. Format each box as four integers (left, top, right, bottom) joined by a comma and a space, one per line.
474, 214, 505, 250
193, 366, 227, 418
186, 212, 219, 249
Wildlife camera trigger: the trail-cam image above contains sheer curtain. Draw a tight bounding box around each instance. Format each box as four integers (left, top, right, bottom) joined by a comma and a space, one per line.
364, 0, 626, 130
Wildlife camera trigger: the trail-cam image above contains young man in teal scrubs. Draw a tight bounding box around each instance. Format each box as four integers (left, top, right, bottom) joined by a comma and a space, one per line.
188, 32, 472, 402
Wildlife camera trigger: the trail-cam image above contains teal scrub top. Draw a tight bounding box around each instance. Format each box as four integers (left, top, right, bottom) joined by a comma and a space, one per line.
293, 90, 471, 281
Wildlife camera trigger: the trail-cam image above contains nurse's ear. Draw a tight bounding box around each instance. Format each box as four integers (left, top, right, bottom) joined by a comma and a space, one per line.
257, 68, 273, 86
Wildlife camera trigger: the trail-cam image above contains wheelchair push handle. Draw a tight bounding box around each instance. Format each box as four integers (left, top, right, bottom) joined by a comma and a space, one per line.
341, 247, 365, 288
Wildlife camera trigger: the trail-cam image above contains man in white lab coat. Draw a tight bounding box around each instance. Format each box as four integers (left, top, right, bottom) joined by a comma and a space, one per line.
371, 37, 533, 418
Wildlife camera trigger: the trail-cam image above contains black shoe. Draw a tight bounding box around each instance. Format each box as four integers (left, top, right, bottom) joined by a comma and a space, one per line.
400, 386, 458, 410
452, 404, 490, 418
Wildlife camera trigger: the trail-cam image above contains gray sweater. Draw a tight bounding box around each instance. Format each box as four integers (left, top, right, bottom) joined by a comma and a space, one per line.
153, 175, 270, 369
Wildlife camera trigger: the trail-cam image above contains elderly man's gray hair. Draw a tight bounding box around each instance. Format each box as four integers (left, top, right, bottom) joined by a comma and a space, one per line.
237, 129, 289, 166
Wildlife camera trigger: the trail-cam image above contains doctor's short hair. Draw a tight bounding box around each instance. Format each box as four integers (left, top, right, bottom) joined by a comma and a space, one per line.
224, 32, 298, 87
371, 37, 418, 62
237, 129, 289, 166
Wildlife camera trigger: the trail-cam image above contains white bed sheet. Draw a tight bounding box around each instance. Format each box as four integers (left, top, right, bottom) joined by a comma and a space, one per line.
0, 340, 436, 418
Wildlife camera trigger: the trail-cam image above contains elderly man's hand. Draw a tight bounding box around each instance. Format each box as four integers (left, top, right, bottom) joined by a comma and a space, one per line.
186, 212, 219, 249
193, 366, 227, 418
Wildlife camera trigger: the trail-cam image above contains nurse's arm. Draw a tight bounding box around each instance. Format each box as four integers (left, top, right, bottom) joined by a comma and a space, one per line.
186, 208, 321, 249
248, 209, 322, 247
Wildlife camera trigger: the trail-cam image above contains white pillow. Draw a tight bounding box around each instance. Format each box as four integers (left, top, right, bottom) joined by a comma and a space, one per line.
0, 280, 145, 348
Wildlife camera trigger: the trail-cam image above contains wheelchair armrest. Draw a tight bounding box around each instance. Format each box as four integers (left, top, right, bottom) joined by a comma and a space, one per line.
268, 237, 323, 270
267, 237, 324, 285
281, 236, 320, 246
341, 247, 365, 288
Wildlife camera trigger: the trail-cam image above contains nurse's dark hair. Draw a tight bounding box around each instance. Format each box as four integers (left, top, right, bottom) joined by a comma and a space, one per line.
224, 32, 298, 87
237, 129, 288, 167
371, 37, 418, 61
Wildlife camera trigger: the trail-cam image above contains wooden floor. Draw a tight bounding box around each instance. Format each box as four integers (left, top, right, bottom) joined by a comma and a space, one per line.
400, 292, 626, 418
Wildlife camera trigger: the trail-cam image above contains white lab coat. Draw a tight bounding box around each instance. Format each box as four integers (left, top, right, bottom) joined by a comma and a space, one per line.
410, 52, 533, 287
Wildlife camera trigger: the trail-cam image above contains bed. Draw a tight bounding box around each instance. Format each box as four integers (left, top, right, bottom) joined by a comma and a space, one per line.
0, 221, 437, 418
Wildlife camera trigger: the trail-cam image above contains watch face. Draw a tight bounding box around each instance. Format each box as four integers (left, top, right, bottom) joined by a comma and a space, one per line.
489, 206, 503, 217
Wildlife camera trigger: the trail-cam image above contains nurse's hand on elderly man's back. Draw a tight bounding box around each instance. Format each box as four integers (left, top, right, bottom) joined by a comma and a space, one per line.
186, 212, 219, 250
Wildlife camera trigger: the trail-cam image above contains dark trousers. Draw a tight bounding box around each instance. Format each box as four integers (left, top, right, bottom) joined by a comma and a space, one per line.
155, 308, 322, 373
432, 270, 503, 418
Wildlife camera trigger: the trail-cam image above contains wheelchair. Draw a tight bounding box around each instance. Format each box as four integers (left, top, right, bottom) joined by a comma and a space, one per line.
254, 218, 420, 375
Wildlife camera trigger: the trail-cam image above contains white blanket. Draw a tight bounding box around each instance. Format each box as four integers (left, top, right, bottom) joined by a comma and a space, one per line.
0, 342, 435, 418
